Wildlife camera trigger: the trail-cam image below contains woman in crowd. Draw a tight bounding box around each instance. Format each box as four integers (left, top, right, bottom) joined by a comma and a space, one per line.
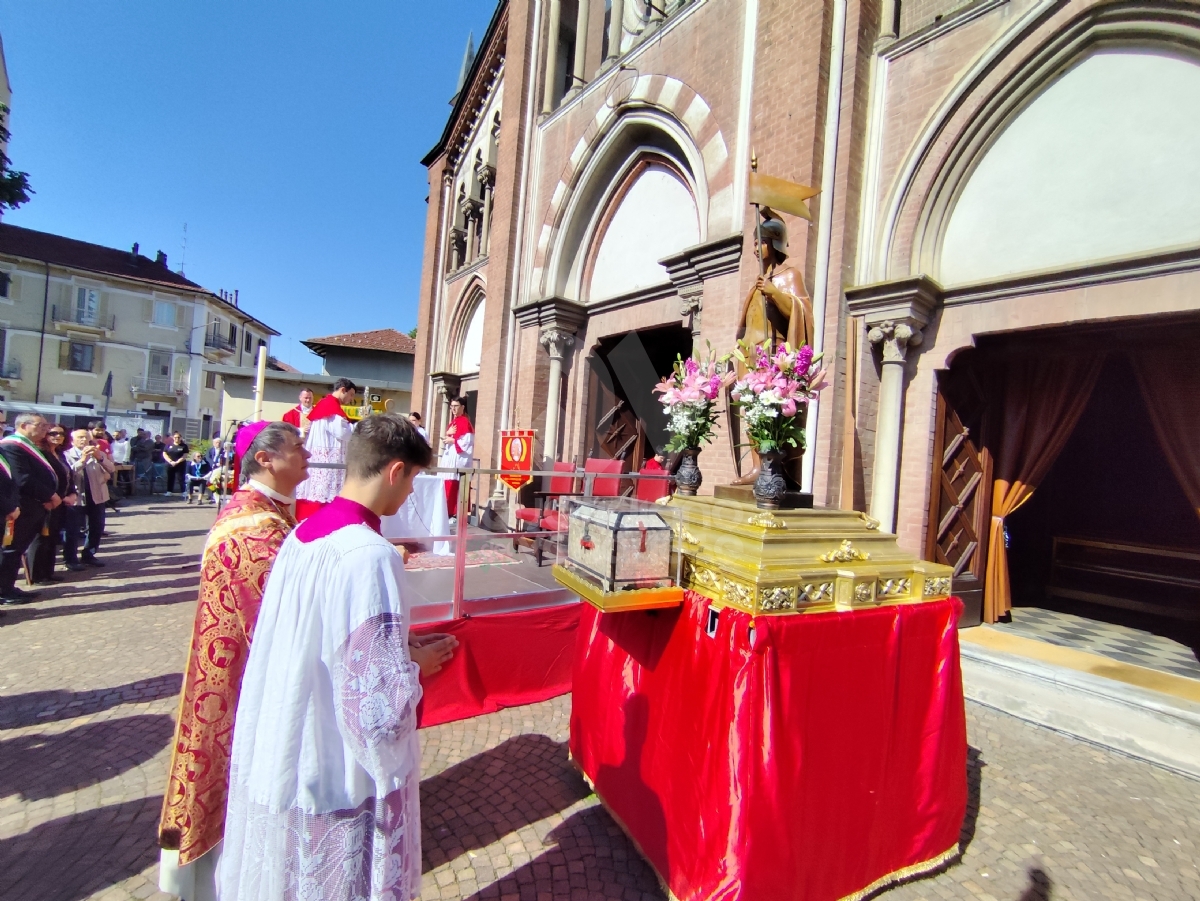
29, 425, 77, 584
157, 421, 310, 901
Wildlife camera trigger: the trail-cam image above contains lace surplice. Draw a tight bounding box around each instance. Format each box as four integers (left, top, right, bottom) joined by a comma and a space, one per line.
223, 605, 423, 901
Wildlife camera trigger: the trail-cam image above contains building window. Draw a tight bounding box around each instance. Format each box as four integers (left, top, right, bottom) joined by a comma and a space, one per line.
205, 370, 218, 390
258, 338, 266, 349
0, 272, 10, 298
153, 300, 176, 326
244, 331, 253, 353
229, 323, 238, 345
67, 342, 94, 372
75, 287, 100, 325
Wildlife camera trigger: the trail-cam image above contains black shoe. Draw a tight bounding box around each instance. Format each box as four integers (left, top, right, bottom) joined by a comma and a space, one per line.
81, 556, 105, 568
1, 587, 39, 604
64, 563, 86, 572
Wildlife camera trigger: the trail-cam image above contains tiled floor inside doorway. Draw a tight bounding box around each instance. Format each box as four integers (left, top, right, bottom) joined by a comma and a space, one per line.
1005, 605, 1200, 680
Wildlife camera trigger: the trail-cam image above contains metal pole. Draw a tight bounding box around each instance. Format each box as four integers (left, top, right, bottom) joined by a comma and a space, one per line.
451, 470, 470, 619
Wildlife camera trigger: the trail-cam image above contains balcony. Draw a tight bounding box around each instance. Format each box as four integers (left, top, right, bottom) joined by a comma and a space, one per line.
204, 328, 237, 355
52, 305, 116, 335
130, 376, 187, 400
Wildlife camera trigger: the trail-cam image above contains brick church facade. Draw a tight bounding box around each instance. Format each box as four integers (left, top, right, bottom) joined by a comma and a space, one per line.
413, 0, 1200, 626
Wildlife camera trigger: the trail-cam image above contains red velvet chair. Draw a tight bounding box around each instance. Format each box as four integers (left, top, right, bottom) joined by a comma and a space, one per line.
514, 462, 578, 565
635, 459, 673, 502
585, 457, 626, 497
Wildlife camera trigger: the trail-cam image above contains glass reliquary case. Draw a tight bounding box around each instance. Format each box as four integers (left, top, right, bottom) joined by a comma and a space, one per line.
552, 497, 684, 612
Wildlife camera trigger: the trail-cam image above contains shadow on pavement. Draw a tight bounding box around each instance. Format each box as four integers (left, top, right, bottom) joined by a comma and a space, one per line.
457, 805, 667, 901
420, 733, 587, 874
1, 584, 198, 624
0, 673, 182, 729
0, 713, 174, 801
0, 796, 162, 901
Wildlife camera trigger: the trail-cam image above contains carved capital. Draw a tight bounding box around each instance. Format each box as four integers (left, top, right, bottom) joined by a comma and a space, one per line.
458, 196, 483, 220
476, 163, 496, 189
679, 291, 702, 318
539, 327, 576, 361
867, 319, 923, 364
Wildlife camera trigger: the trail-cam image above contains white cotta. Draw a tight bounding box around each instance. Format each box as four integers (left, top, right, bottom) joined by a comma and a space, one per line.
219, 524, 422, 901
437, 427, 473, 479
295, 415, 354, 503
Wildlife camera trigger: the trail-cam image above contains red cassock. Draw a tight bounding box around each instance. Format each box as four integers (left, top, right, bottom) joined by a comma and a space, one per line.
281, 405, 304, 428
570, 592, 968, 901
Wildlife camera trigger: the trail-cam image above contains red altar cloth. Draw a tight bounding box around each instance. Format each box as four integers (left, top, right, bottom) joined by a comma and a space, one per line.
570, 591, 967, 901
413, 603, 580, 728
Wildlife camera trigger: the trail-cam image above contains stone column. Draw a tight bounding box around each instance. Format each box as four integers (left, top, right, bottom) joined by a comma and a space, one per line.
571, 0, 591, 92
540, 327, 575, 463
461, 197, 480, 264
429, 372, 463, 442
606, 0, 625, 62
476, 164, 495, 257
866, 320, 923, 533
542, 0, 563, 113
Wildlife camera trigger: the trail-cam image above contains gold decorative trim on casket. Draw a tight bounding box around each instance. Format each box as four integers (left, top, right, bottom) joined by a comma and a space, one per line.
819, 540, 870, 563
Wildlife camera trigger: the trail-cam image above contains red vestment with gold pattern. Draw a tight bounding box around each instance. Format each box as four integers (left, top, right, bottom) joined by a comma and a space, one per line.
158, 487, 296, 865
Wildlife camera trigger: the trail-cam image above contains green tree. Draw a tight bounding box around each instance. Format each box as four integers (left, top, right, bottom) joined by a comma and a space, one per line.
407, 326, 418, 338
0, 106, 32, 212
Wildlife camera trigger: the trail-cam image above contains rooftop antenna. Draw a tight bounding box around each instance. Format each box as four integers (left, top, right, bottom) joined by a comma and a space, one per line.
179, 222, 188, 275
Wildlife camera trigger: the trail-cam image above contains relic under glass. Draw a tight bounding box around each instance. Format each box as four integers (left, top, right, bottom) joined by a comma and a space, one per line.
553, 497, 684, 610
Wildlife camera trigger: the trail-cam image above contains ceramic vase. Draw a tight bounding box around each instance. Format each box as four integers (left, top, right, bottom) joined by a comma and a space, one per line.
674, 446, 703, 496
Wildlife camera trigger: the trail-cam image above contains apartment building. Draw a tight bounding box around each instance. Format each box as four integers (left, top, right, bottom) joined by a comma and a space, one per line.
0, 223, 278, 439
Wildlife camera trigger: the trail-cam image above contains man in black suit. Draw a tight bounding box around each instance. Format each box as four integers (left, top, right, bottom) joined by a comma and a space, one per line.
0, 414, 62, 604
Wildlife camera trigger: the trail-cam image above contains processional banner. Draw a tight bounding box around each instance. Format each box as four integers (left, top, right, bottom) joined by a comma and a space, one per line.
499, 429, 535, 489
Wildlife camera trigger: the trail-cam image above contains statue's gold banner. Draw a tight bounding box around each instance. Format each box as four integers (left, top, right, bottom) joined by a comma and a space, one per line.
748, 172, 819, 221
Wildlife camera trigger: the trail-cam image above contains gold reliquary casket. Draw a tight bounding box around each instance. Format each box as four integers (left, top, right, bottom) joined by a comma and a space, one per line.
669, 496, 954, 617
552, 497, 685, 612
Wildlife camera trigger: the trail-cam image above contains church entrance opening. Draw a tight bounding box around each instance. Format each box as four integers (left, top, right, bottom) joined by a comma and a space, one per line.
586, 324, 693, 472
929, 319, 1200, 676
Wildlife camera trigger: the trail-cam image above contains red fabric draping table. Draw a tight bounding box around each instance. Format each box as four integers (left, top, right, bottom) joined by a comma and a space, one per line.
570, 591, 967, 901
413, 603, 580, 728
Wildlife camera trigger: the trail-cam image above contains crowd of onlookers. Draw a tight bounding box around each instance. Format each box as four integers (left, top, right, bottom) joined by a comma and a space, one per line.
0, 412, 237, 608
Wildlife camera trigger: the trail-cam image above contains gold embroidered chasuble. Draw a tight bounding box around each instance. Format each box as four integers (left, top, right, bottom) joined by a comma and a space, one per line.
159, 487, 296, 864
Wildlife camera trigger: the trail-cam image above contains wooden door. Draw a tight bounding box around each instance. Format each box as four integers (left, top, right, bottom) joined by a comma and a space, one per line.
925, 372, 992, 625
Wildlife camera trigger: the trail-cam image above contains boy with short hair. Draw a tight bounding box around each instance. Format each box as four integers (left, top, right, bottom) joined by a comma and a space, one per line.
221, 414, 457, 901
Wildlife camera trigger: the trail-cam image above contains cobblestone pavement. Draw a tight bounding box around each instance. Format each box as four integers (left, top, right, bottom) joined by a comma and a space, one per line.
1, 497, 1197, 901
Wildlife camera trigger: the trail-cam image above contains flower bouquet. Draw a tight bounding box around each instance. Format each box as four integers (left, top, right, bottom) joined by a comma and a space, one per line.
652, 348, 732, 495
729, 341, 826, 506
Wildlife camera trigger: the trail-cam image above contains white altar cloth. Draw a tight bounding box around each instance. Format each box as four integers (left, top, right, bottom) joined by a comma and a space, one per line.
381, 472, 451, 555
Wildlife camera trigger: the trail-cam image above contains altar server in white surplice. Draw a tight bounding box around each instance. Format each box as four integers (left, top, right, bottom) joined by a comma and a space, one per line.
220, 414, 457, 901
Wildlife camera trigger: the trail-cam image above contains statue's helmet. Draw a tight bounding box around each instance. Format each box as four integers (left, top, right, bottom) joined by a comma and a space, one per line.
758, 207, 788, 259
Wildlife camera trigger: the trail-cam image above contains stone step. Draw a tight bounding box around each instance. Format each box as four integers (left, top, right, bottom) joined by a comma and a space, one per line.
960, 627, 1200, 780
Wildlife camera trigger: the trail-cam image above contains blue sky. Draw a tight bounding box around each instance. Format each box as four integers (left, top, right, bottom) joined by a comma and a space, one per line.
0, 1, 496, 371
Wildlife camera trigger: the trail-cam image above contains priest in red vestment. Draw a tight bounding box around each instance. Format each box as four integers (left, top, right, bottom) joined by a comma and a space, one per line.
281, 387, 315, 438
158, 421, 310, 901
439, 396, 474, 519
293, 378, 358, 521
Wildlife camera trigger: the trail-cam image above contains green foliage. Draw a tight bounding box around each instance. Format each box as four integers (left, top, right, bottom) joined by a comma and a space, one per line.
0, 106, 32, 212
406, 326, 418, 338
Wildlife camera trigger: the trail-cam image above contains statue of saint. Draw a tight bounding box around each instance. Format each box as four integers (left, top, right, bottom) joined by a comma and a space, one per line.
731, 209, 815, 487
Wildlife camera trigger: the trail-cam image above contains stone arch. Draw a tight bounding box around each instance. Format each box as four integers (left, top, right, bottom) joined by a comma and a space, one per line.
531, 74, 732, 299
875, 2, 1200, 283
444, 276, 487, 374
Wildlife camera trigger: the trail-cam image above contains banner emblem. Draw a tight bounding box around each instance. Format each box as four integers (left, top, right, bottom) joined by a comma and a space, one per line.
500, 429, 535, 489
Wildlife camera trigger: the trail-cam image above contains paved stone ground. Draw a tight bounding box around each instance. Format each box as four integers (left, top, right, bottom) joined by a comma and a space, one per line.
0, 497, 1197, 901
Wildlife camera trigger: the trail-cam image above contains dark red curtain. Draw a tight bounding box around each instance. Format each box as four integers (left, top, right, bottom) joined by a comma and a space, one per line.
984, 353, 1104, 622
1131, 347, 1200, 522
